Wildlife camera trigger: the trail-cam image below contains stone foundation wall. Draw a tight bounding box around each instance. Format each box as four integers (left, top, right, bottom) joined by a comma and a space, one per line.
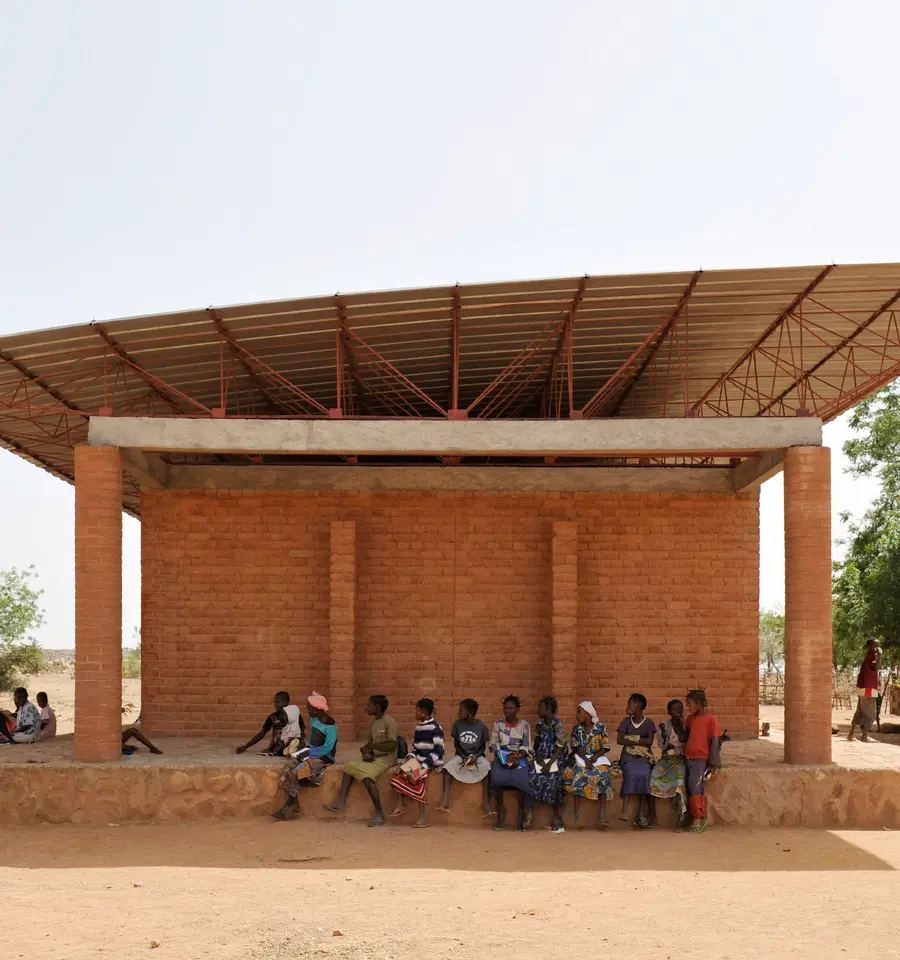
6, 762, 900, 829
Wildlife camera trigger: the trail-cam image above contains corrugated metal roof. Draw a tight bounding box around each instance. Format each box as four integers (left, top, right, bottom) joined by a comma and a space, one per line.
3, 261, 900, 515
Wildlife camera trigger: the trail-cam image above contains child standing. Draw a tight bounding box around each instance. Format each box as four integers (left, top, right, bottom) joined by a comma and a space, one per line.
684, 688, 722, 833
616, 693, 656, 828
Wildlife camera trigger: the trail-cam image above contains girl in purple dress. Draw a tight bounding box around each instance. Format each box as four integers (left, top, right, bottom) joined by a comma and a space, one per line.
616, 693, 656, 828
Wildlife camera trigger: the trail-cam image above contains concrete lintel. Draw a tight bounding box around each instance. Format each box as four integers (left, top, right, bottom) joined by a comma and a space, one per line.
89, 416, 823, 457
121, 449, 169, 489
166, 464, 737, 494
731, 450, 784, 493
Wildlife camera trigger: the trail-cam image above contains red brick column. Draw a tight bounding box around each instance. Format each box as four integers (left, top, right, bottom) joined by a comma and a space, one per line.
329, 520, 357, 736
552, 521, 578, 723
784, 445, 832, 764
74, 445, 123, 761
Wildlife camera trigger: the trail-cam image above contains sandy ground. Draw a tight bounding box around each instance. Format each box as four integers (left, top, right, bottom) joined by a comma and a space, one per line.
5, 680, 900, 958
5, 819, 899, 959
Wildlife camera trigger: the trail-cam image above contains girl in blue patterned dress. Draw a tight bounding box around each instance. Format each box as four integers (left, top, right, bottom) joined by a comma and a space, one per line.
528, 696, 568, 833
562, 700, 615, 829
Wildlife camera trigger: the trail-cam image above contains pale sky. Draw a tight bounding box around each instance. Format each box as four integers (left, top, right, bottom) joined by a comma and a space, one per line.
0, 2, 896, 646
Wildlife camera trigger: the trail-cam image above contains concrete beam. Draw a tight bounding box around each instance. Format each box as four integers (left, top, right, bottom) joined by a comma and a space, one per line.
731, 450, 784, 493
121, 450, 169, 489
89, 416, 823, 457
166, 464, 738, 494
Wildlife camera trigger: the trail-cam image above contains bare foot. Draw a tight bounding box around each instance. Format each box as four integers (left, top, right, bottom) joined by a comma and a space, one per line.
149, 747, 163, 755
369, 814, 385, 827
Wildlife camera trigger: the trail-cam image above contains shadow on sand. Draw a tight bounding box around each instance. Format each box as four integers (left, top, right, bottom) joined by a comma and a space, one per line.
2, 819, 894, 873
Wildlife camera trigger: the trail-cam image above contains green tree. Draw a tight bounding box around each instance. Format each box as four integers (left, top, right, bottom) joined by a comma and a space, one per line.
759, 608, 785, 673
833, 383, 900, 670
0, 566, 46, 692
122, 625, 141, 679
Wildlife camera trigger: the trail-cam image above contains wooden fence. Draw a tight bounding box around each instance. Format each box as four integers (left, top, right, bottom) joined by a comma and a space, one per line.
758, 671, 866, 709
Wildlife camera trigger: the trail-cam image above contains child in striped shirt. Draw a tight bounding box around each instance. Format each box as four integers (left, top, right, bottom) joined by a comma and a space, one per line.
390, 698, 445, 827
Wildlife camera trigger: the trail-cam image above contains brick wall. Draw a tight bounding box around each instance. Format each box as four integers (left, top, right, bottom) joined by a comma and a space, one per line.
141, 490, 759, 741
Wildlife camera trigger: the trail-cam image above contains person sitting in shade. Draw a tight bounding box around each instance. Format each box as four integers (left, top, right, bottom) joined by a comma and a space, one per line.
235, 691, 304, 756
530, 696, 569, 834
325, 694, 398, 827
438, 698, 492, 816
389, 698, 444, 827
561, 700, 614, 829
488, 695, 533, 831
616, 692, 657, 828
649, 699, 688, 831
36, 692, 57, 741
0, 688, 41, 744
273, 692, 338, 819
121, 726, 163, 755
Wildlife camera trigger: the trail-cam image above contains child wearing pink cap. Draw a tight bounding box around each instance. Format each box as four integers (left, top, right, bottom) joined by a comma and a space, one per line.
273, 692, 338, 819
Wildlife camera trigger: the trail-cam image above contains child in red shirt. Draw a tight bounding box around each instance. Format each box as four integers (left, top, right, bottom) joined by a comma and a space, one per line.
684, 689, 722, 833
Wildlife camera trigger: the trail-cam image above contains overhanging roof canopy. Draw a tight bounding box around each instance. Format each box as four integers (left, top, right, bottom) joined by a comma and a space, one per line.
2, 261, 900, 513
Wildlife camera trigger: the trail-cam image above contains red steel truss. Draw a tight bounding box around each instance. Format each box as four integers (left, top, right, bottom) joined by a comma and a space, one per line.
3, 269, 900, 426
3, 263, 900, 509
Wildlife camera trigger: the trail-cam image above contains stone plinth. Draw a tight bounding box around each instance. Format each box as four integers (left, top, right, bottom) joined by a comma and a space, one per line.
5, 759, 900, 829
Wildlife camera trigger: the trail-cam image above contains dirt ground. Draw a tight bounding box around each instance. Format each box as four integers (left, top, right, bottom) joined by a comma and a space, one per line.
5, 819, 898, 959
5, 680, 900, 957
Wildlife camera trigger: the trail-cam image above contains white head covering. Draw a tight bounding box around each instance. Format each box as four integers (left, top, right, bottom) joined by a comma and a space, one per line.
281, 703, 303, 741
578, 700, 599, 725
